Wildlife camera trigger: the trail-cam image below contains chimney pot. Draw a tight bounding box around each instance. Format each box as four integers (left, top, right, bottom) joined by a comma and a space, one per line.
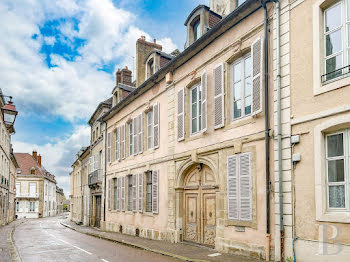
154, 39, 156, 44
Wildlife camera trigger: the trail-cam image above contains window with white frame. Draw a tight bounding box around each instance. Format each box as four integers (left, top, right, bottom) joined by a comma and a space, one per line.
129, 122, 133, 156
190, 83, 202, 135
323, 0, 350, 81
326, 129, 350, 210
146, 172, 152, 212
115, 128, 120, 161
29, 201, 35, 212
128, 175, 133, 211
231, 54, 252, 120
147, 111, 153, 150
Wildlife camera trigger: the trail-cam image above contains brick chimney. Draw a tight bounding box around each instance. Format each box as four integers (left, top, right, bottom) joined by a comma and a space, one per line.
116, 68, 121, 85
38, 154, 42, 167
121, 66, 132, 86
32, 151, 37, 161
136, 36, 162, 87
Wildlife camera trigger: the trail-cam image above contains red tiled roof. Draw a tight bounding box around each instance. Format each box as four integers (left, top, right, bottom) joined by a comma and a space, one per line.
14, 153, 47, 177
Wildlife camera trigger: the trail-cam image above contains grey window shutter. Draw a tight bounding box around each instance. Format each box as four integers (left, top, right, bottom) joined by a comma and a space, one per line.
138, 173, 143, 212
177, 88, 185, 141
153, 103, 160, 148
121, 176, 125, 211
121, 124, 126, 159
214, 63, 225, 129
239, 153, 252, 221
132, 174, 137, 211
116, 127, 120, 161
138, 114, 143, 154
201, 71, 207, 132
251, 37, 262, 114
108, 179, 112, 211
115, 178, 120, 211
152, 170, 159, 214
94, 155, 98, 171
107, 132, 112, 163
227, 155, 238, 220
118, 177, 122, 211
133, 117, 138, 155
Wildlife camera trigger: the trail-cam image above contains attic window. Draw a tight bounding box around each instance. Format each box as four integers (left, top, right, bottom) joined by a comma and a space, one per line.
17, 169, 21, 174
193, 19, 201, 41
149, 59, 155, 76
30, 168, 35, 175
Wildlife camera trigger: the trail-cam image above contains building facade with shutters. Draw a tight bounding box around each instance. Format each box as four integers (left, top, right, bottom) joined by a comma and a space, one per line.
101, 0, 275, 259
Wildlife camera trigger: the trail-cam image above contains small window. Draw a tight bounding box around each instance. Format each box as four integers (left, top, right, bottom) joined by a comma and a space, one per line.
146, 172, 152, 212
17, 169, 21, 174
231, 54, 252, 120
193, 19, 200, 41
326, 130, 350, 210
128, 175, 133, 211
30, 168, 35, 175
190, 84, 202, 135
147, 111, 153, 150
149, 59, 154, 76
30, 202, 35, 212
129, 122, 133, 156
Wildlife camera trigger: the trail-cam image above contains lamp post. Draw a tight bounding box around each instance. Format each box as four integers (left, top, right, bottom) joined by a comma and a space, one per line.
1, 96, 18, 130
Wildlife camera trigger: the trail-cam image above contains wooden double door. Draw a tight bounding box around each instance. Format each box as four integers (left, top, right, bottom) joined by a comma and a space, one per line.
184, 165, 216, 246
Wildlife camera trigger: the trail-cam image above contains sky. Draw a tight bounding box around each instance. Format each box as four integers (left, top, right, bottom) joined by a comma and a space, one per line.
2, 0, 208, 197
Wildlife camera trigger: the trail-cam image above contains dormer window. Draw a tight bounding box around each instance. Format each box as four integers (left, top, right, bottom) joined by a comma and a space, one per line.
30, 167, 35, 175
193, 19, 201, 41
149, 59, 154, 76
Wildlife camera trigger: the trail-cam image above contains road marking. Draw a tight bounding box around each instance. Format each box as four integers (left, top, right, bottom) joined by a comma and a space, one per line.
101, 259, 109, 262
208, 253, 221, 257
73, 245, 92, 255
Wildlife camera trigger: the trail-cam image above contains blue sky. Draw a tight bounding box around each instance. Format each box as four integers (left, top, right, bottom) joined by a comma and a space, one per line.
1, 0, 207, 196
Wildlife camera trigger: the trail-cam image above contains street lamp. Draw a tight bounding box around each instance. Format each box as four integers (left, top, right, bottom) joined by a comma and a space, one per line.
1, 96, 18, 127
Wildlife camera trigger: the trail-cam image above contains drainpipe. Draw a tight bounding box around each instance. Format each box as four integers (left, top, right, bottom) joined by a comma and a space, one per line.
274, 1, 284, 261
103, 122, 107, 225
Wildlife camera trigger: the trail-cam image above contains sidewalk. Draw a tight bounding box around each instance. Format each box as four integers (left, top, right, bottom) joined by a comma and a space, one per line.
0, 220, 24, 262
61, 219, 263, 262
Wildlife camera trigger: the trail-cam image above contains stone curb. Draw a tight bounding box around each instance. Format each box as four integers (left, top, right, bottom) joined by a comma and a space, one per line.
60, 222, 209, 262
7, 221, 26, 262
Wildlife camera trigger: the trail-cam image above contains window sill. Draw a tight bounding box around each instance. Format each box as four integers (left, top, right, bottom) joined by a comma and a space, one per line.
316, 211, 350, 224
224, 219, 256, 229
314, 76, 350, 96
226, 115, 255, 130
142, 212, 155, 217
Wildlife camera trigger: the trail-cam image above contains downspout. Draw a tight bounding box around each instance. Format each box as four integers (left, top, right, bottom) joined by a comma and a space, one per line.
103, 121, 107, 225
275, 1, 284, 261
261, 1, 271, 261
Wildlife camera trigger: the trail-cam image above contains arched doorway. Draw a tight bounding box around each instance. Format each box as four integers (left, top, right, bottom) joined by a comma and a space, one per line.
183, 164, 216, 246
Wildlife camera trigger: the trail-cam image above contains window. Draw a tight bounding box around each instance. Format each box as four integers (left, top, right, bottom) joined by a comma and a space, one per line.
193, 19, 200, 41
113, 178, 118, 210
231, 54, 252, 120
115, 128, 120, 161
227, 152, 252, 221
326, 130, 350, 210
149, 59, 154, 76
323, 1, 350, 81
129, 122, 133, 156
190, 84, 202, 135
29, 183, 36, 197
29, 201, 35, 212
128, 175, 133, 211
146, 172, 152, 212
16, 183, 20, 196
16, 202, 19, 212
147, 111, 153, 150
30, 168, 35, 175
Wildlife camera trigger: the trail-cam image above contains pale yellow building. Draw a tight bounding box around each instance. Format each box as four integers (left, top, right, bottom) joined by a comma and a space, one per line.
9, 150, 19, 222
101, 0, 276, 260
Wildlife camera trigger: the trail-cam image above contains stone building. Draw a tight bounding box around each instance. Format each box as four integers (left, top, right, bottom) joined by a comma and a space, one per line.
0, 92, 16, 226
70, 146, 90, 224
56, 186, 65, 215
9, 150, 19, 223
15, 151, 57, 218
100, 0, 276, 259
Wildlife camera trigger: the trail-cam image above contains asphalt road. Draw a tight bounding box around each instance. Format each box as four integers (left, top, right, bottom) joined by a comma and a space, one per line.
13, 216, 178, 262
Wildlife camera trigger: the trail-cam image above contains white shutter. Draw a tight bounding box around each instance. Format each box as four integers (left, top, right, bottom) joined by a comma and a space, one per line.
107, 132, 112, 163
153, 103, 160, 149
152, 170, 159, 214
251, 37, 262, 114
108, 179, 112, 210
177, 88, 185, 141
116, 127, 120, 161
138, 173, 143, 212
115, 178, 120, 211
121, 176, 125, 211
214, 63, 225, 129
239, 153, 252, 221
201, 71, 207, 132
227, 155, 238, 220
121, 124, 126, 159
138, 114, 143, 154
133, 117, 138, 155
132, 174, 137, 212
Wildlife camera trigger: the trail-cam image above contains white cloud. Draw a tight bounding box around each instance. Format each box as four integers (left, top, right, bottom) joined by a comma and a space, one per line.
13, 125, 91, 197
43, 36, 56, 46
